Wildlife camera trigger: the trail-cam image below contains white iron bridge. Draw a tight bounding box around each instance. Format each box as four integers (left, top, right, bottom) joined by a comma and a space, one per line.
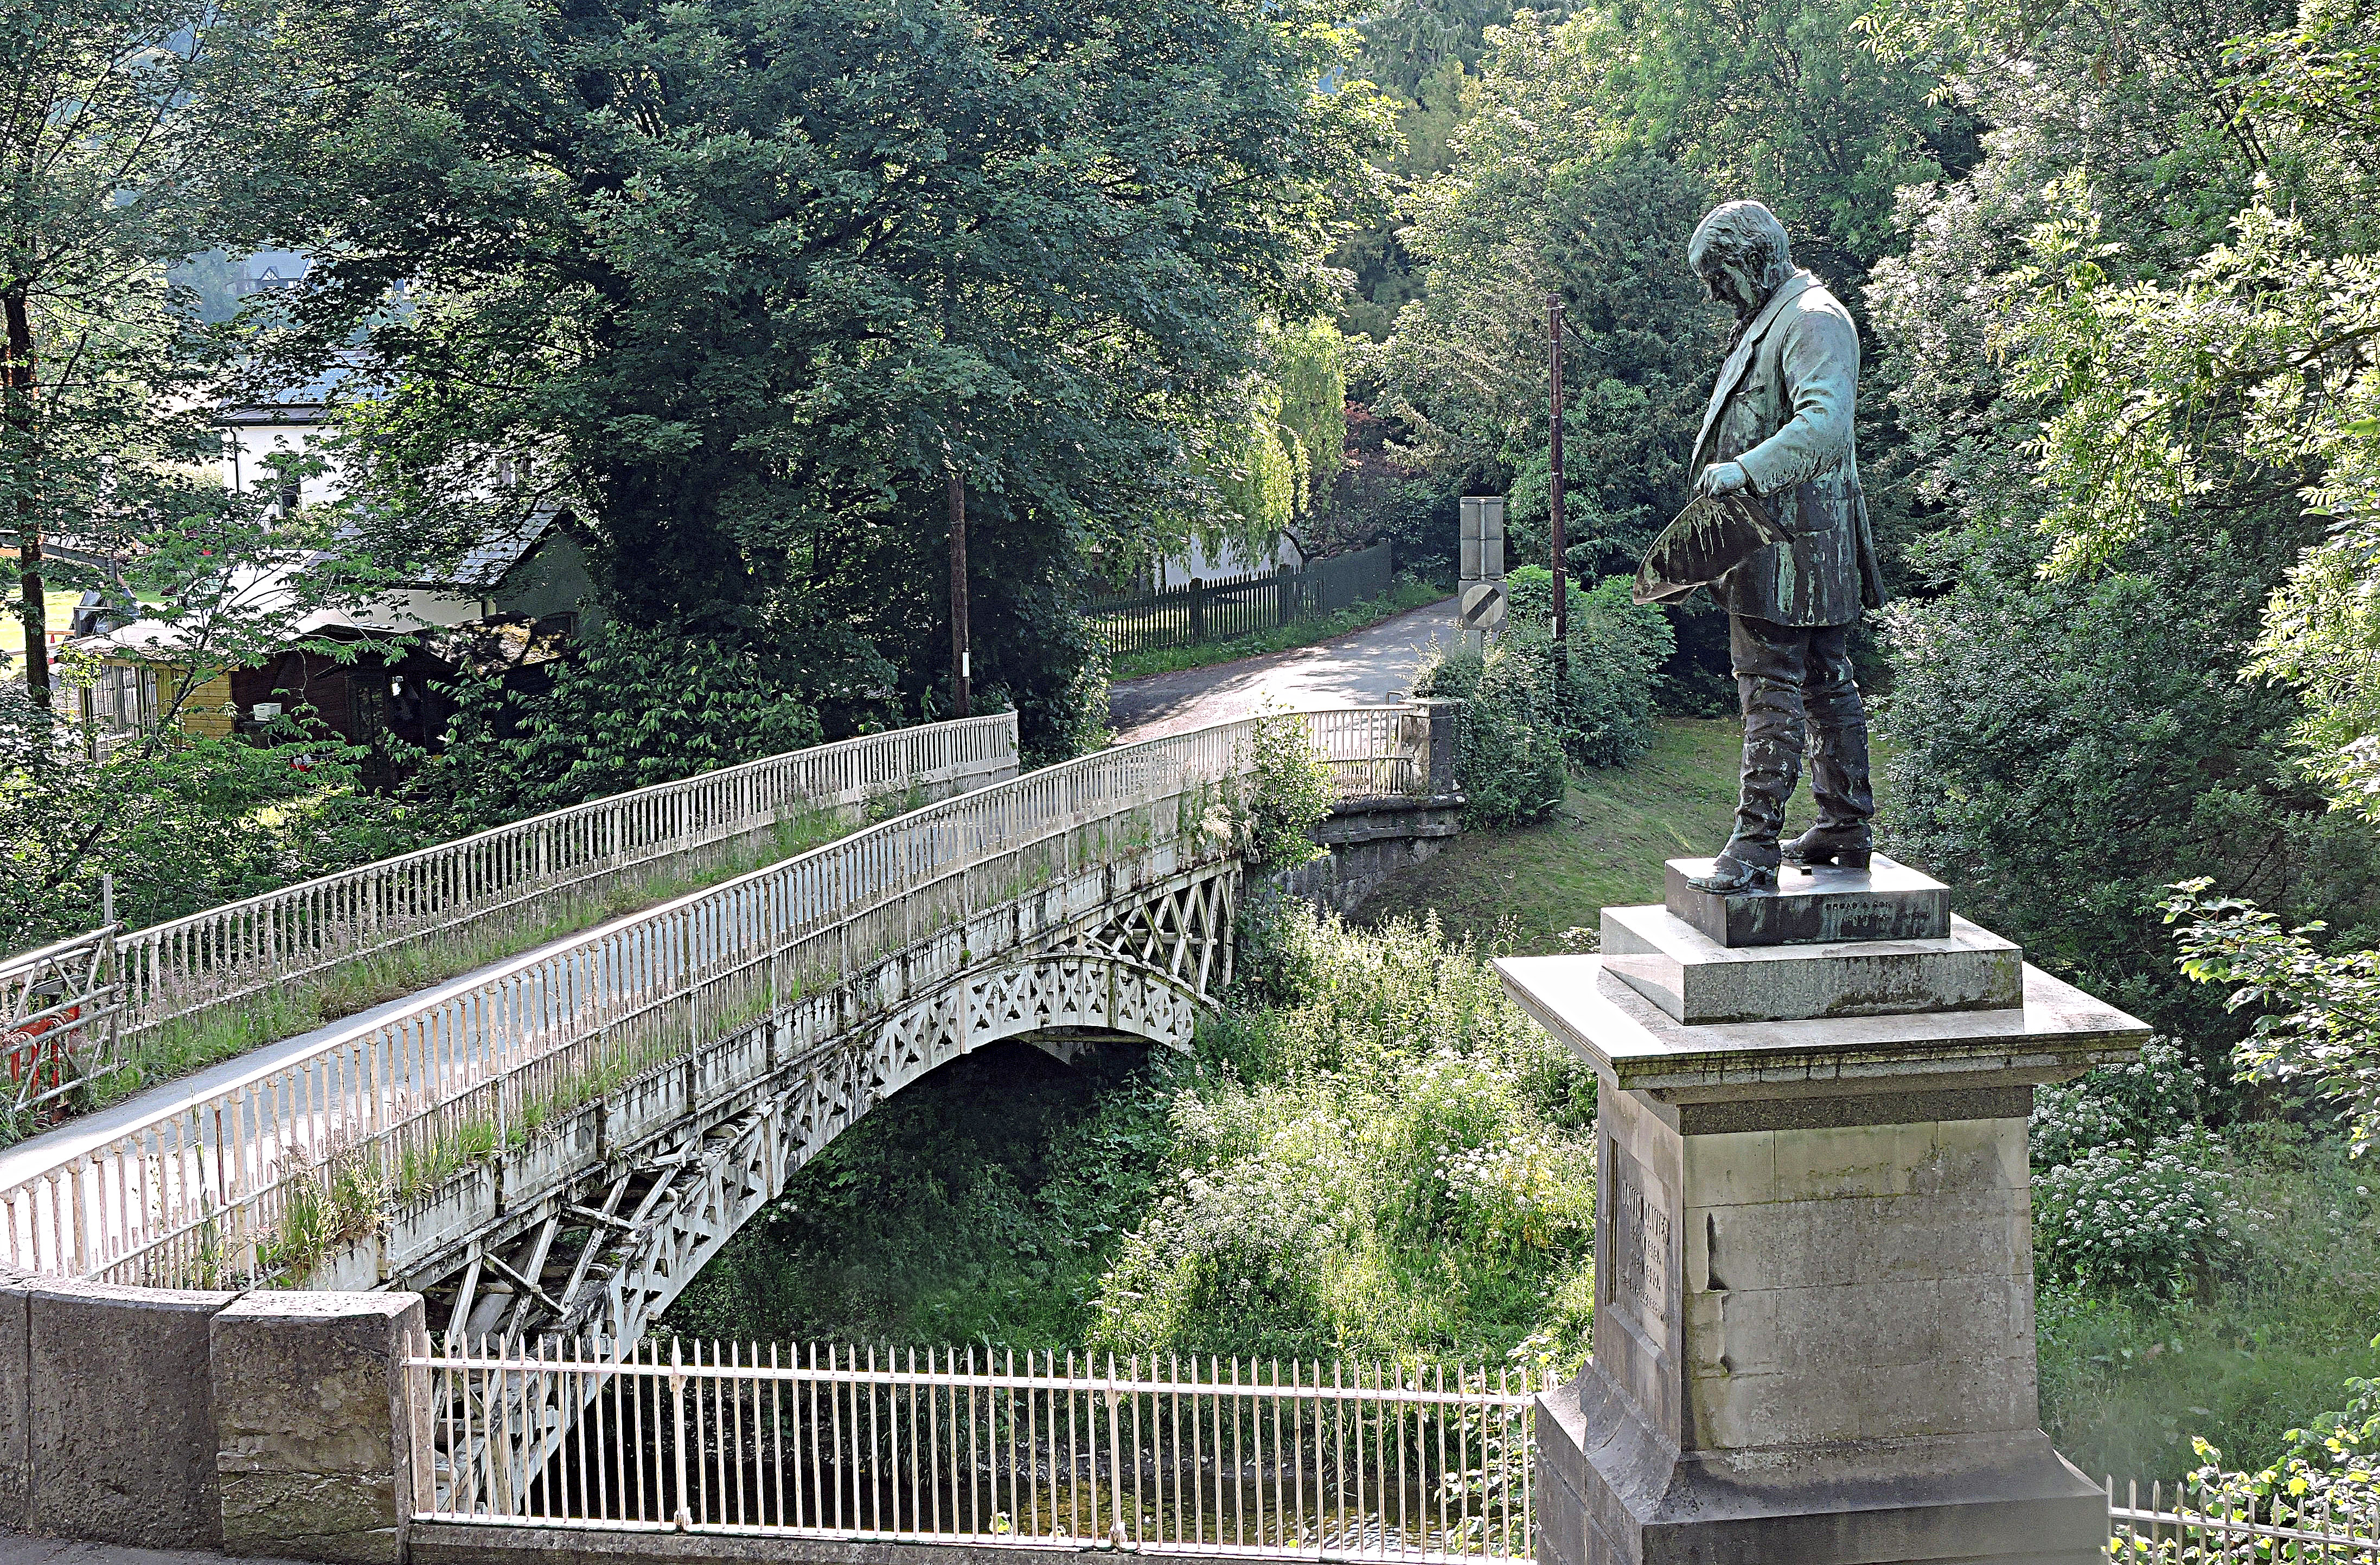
0, 705, 1453, 1354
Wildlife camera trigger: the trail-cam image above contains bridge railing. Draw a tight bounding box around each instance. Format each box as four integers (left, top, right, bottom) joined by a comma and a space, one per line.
15, 713, 1020, 1083
413, 1335, 1538, 1561
0, 707, 1435, 1288
0, 930, 123, 1115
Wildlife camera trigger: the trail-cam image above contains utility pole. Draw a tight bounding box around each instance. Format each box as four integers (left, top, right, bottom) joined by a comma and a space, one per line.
4, 289, 49, 727
1548, 294, 1569, 672
948, 467, 971, 719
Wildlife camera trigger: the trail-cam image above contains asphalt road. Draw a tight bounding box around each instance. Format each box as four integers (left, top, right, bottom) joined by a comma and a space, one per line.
1108, 597, 1458, 745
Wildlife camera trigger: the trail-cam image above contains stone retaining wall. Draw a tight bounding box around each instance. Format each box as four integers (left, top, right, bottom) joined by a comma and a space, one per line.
1274, 794, 1465, 912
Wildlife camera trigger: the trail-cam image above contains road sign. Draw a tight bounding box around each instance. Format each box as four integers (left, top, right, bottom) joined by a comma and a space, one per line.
1460, 580, 1507, 629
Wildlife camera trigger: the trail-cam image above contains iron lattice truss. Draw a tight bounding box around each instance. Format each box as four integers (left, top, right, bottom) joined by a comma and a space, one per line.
410, 860, 1237, 1351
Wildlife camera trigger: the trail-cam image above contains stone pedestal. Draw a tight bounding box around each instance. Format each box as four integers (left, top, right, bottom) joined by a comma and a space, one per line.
1496, 856, 2146, 1565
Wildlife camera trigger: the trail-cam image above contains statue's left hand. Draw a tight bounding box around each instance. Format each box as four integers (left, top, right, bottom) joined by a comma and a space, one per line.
1694, 461, 1750, 499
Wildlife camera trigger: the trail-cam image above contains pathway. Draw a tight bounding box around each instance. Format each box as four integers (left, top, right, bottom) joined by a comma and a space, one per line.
1107, 597, 1457, 745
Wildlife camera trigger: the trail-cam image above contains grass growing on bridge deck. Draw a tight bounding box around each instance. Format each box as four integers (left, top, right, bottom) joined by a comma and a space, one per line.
29, 805, 863, 1149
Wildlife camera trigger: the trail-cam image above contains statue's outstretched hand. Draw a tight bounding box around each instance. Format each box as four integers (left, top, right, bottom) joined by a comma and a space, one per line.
1694, 461, 1750, 499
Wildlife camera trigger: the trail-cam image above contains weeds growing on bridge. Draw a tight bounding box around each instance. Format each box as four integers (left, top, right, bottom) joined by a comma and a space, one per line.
0, 807, 862, 1156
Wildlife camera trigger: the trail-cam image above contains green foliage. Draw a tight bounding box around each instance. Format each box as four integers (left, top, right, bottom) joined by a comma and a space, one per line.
1273, 319, 1349, 523
2032, 1041, 2241, 1297
2180, 1374, 2380, 1529
242, 0, 1392, 755
669, 904, 1596, 1367
1205, 320, 1352, 550
1383, 21, 1722, 580
2035, 1121, 2380, 1480
1210, 384, 1303, 547
1415, 574, 1667, 824
2002, 182, 2380, 824
1238, 707, 1336, 871
1873, 514, 2370, 1041
0, 710, 421, 949
0, 0, 278, 719
2167, 879, 2380, 1154
402, 621, 834, 834
1413, 637, 1568, 826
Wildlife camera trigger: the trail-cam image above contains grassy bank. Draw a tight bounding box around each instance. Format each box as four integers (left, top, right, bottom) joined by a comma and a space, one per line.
1108, 579, 1449, 682
1359, 717, 1809, 950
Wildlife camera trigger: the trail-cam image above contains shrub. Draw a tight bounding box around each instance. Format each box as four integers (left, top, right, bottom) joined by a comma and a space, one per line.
1091, 906, 1598, 1359
0, 709, 425, 948
1416, 573, 1669, 827
1413, 636, 1567, 826
1238, 705, 1335, 870
405, 620, 831, 833
2031, 1039, 2243, 1295
2031, 1036, 2213, 1170
2033, 1127, 2243, 1295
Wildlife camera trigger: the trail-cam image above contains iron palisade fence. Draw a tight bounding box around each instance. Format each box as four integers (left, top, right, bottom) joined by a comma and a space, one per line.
1092, 544, 1395, 659
413, 1335, 1539, 1562
410, 1340, 2380, 1561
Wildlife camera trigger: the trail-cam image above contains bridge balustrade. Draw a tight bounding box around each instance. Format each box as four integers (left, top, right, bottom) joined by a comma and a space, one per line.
0, 708, 1438, 1296
94, 713, 1022, 1064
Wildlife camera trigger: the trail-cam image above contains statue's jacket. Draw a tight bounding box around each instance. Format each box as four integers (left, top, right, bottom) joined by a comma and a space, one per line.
1690, 270, 1888, 627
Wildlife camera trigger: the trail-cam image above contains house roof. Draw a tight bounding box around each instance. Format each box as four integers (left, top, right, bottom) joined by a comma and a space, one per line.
411, 512, 561, 593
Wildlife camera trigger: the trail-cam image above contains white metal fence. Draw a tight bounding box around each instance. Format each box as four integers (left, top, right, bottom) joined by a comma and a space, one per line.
99, 713, 1021, 1057
414, 1342, 2378, 1562
413, 1337, 1536, 1561
0, 708, 1435, 1288
2110, 1477, 2380, 1560
0, 929, 123, 1114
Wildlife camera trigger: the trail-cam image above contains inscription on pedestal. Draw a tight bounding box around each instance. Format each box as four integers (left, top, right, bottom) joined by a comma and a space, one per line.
1604, 1152, 1670, 1334
1665, 854, 1950, 948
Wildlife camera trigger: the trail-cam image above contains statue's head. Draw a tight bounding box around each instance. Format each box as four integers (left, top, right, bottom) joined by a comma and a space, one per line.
1688, 201, 1794, 318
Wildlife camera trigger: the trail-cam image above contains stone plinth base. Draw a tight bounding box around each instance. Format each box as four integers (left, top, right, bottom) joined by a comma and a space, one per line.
1537, 1373, 2107, 1565
1499, 899, 2146, 1565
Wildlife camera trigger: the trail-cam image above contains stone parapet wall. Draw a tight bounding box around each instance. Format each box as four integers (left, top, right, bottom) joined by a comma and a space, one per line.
0, 1268, 422, 1562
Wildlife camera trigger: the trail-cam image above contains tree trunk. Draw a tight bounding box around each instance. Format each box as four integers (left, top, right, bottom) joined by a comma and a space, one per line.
4, 288, 52, 729
948, 469, 970, 719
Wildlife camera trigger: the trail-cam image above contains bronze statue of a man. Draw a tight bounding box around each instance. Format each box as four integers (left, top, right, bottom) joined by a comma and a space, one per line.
1673, 200, 1886, 895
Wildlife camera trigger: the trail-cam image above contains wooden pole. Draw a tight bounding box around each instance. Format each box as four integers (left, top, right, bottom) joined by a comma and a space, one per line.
948, 468, 971, 719
1549, 295, 1568, 674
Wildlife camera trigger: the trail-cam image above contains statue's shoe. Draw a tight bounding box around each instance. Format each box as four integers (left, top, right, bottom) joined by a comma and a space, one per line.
1685, 851, 1777, 895
1781, 826, 1872, 870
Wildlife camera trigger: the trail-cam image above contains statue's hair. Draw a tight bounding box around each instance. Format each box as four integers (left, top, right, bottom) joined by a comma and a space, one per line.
1687, 201, 1794, 296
